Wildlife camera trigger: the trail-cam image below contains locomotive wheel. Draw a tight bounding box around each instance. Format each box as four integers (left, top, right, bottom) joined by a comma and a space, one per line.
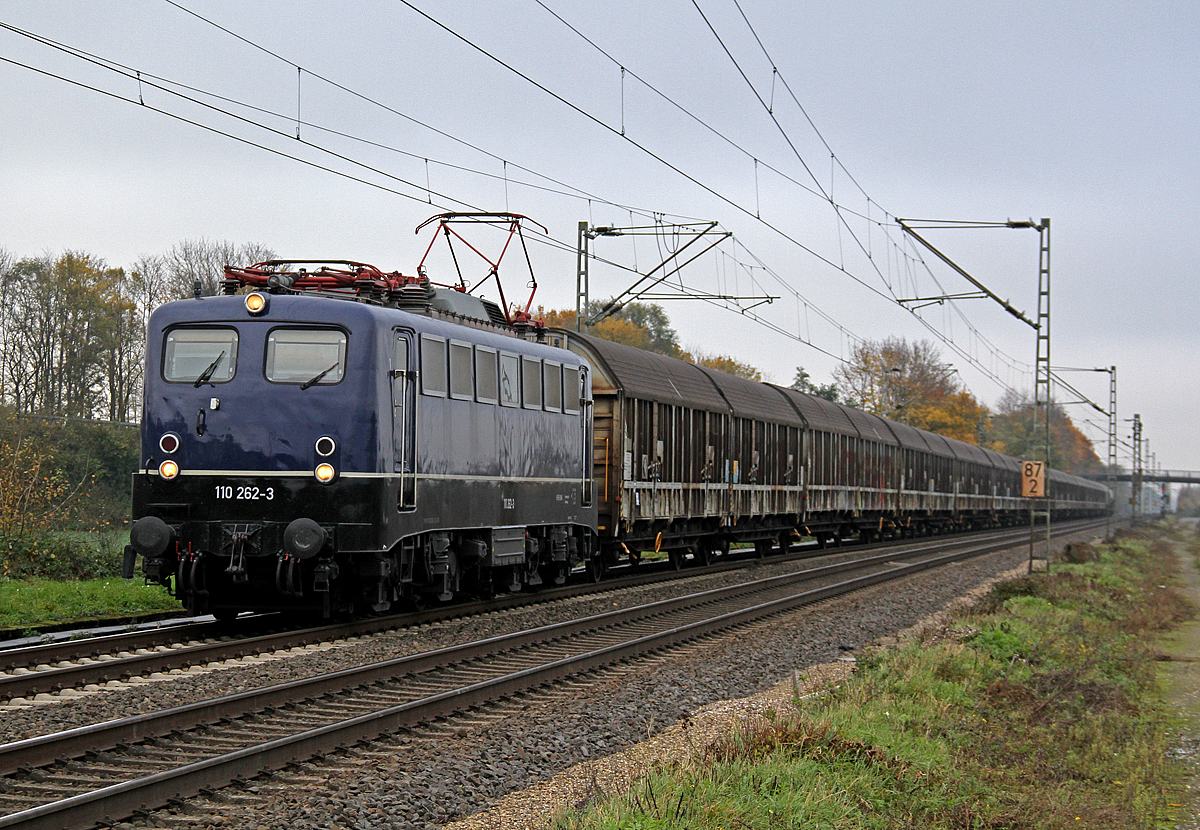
477, 567, 498, 599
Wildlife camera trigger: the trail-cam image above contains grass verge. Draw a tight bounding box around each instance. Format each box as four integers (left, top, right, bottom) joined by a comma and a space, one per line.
0, 577, 179, 631
0, 528, 179, 631
551, 524, 1196, 830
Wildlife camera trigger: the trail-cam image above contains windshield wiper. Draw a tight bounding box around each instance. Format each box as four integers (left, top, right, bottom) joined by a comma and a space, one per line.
300, 362, 339, 390
193, 351, 226, 387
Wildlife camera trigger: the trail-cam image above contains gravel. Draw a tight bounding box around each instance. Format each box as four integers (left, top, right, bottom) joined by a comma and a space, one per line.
1, 530, 1100, 829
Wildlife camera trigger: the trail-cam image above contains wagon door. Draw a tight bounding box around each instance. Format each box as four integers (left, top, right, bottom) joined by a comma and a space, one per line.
392, 331, 416, 510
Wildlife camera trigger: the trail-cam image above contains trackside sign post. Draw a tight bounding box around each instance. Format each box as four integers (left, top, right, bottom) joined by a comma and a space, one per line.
1022, 461, 1045, 497
1024, 461, 1049, 572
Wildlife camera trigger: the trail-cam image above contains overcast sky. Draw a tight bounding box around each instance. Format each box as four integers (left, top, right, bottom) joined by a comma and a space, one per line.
2, 1, 1196, 475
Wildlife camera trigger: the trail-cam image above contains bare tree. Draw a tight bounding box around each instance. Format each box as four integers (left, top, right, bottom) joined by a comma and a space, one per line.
835, 337, 960, 415
834, 336, 988, 443
164, 239, 275, 298
0, 248, 17, 408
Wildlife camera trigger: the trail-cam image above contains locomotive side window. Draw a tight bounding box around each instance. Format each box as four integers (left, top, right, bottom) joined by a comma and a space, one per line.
164, 327, 238, 384
563, 365, 580, 414
543, 361, 562, 412
522, 356, 542, 409
475, 346, 499, 404
420, 334, 447, 397
449, 341, 473, 400
265, 329, 346, 385
499, 353, 520, 407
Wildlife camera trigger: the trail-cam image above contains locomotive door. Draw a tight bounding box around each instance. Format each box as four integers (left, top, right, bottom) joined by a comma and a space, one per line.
580, 365, 594, 507
392, 331, 416, 510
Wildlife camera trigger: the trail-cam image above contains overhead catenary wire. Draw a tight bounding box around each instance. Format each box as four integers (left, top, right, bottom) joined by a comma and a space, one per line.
690, 1, 1036, 393
4, 5, 1040, 400
172, 0, 1037, 394
2, 7, 870, 369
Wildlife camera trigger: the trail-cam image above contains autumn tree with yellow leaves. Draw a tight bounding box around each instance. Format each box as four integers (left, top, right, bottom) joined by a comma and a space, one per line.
985, 389, 1104, 476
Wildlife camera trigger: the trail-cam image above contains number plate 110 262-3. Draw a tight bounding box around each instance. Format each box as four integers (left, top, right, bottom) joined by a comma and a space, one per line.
214, 484, 276, 501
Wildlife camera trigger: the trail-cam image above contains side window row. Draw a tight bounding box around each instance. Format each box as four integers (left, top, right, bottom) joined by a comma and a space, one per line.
420, 334, 580, 414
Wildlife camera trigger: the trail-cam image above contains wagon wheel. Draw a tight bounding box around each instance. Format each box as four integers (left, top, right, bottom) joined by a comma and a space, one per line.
777, 530, 792, 555
753, 539, 771, 559
669, 548, 686, 570
588, 552, 607, 583
695, 540, 714, 568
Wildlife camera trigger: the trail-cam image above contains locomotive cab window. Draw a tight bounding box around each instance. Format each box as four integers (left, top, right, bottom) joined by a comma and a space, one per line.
164, 327, 239, 384
420, 334, 447, 397
265, 329, 346, 385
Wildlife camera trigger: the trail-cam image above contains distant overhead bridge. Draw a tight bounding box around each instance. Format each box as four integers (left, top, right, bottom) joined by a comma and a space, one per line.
1090, 470, 1200, 485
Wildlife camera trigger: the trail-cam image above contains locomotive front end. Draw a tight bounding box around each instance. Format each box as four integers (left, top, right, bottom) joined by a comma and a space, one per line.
128, 291, 388, 619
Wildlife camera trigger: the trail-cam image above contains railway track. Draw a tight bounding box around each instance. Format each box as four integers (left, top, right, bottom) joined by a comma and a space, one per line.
0, 517, 1109, 830
0, 522, 1033, 702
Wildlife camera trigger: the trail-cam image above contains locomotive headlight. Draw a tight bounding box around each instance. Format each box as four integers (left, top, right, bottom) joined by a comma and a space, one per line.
159, 459, 180, 480
314, 463, 336, 484
159, 432, 180, 454
245, 292, 268, 315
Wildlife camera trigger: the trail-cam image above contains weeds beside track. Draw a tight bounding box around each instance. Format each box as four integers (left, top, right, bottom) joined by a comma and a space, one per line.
552, 522, 1196, 830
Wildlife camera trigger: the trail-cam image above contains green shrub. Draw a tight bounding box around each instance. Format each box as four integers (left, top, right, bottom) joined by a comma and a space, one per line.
0, 530, 125, 580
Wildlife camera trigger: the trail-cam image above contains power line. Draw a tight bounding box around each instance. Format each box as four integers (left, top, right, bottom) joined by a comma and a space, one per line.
1, 6, 1041, 395
164, 0, 1036, 391
697, 2, 1034, 394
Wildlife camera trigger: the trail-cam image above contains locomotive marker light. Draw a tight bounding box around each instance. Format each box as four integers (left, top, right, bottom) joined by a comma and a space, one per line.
315, 436, 336, 457
314, 462, 336, 483
159, 432, 180, 454
244, 292, 268, 315
158, 459, 179, 480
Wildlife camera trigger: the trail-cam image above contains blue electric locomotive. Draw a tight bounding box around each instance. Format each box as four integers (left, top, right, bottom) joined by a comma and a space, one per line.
126, 262, 596, 618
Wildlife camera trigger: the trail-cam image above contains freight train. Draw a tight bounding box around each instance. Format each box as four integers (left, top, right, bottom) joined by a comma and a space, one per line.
125, 258, 1110, 619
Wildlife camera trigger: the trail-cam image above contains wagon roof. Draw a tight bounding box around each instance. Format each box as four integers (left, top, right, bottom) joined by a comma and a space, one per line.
841, 407, 900, 446
916, 429, 959, 459
946, 437, 995, 466
771, 387, 859, 437
981, 445, 1020, 471
880, 417, 934, 453
698, 369, 805, 425
562, 331, 730, 412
